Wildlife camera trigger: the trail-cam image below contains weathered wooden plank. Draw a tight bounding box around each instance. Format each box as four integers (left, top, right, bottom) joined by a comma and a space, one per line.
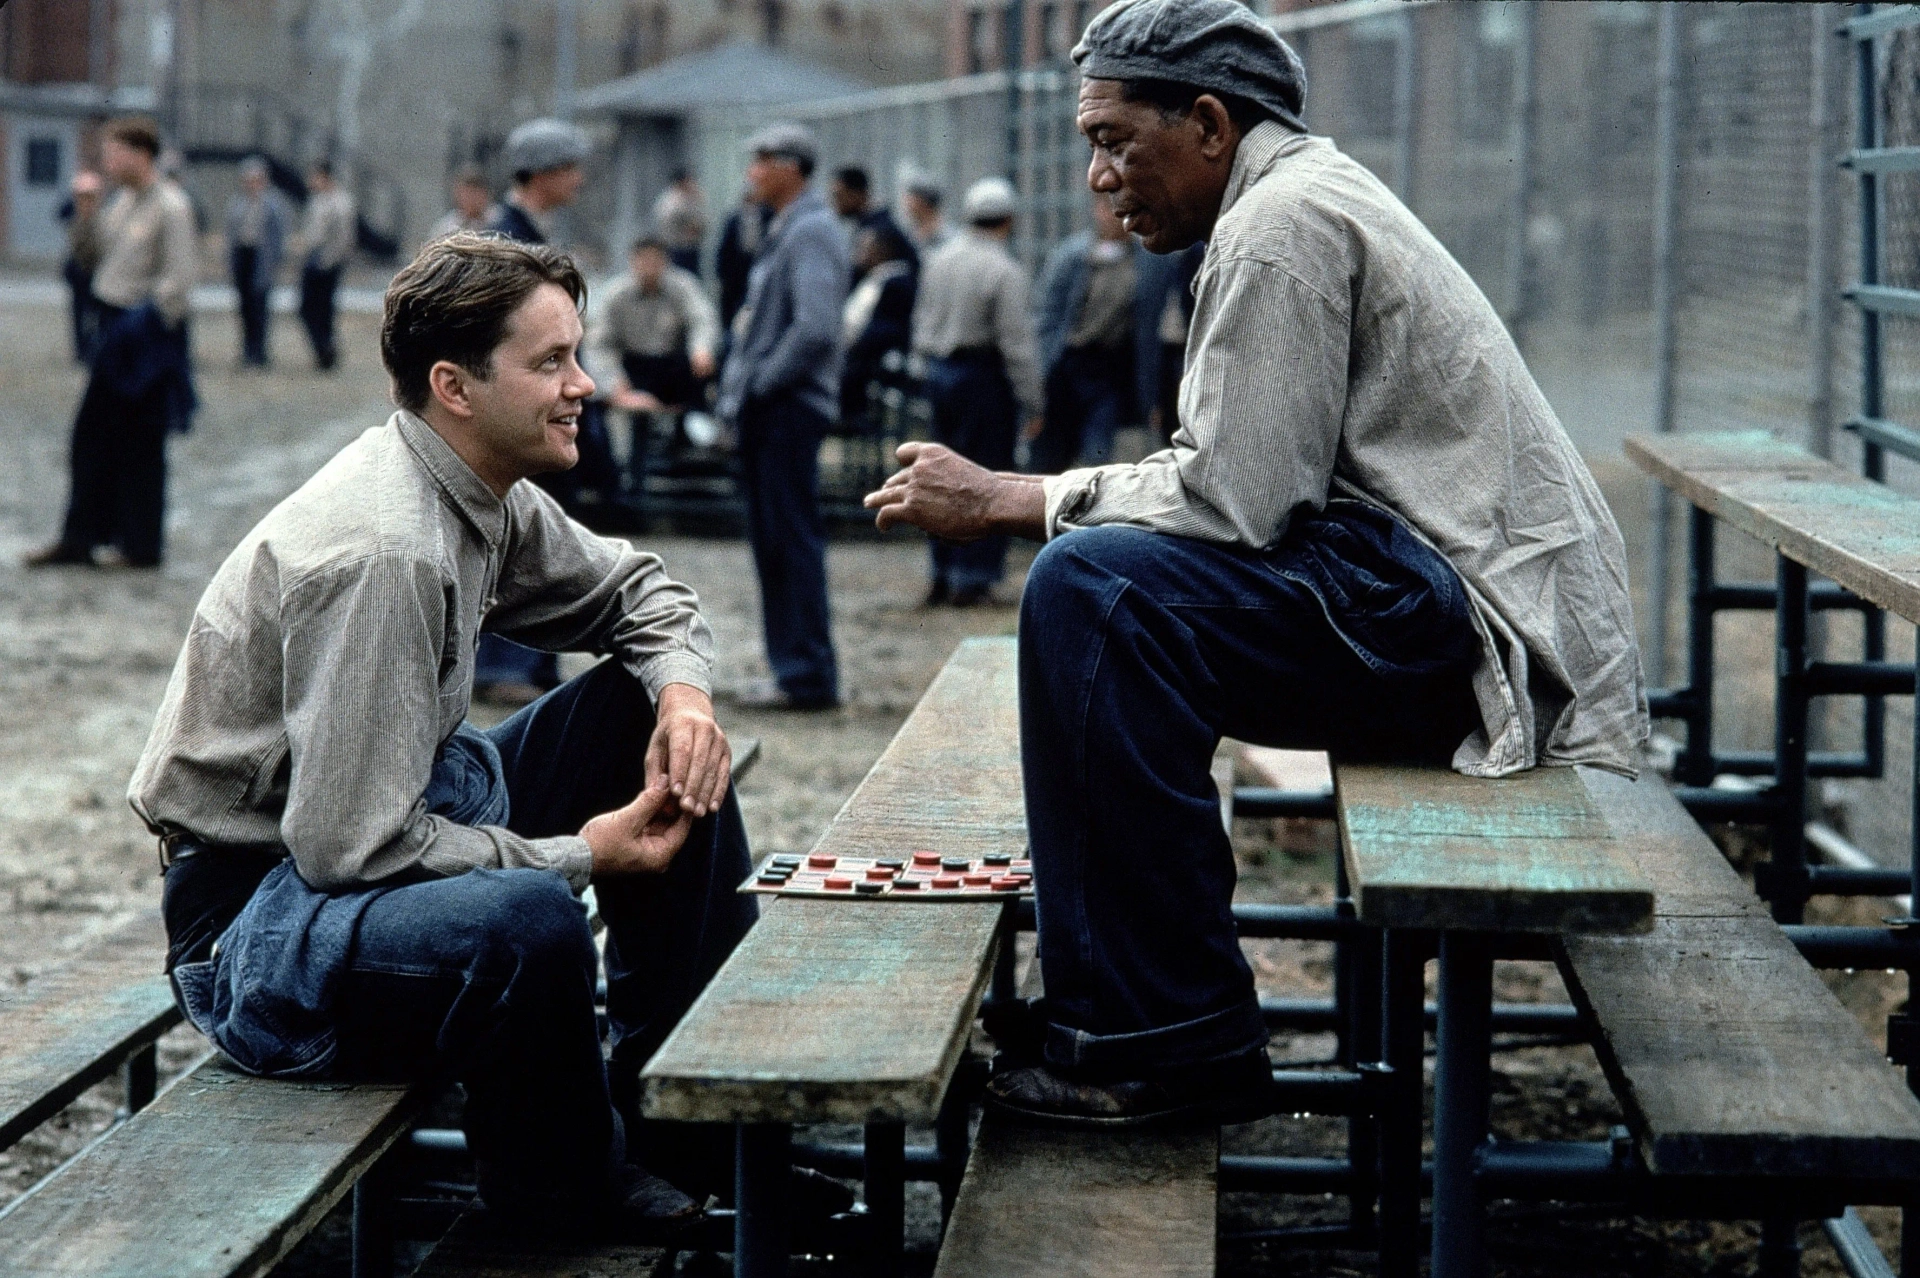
410, 1208, 671, 1278
0, 1056, 420, 1278
1561, 769, 1920, 1179
1335, 764, 1653, 934
930, 1112, 1216, 1278
1627, 431, 1920, 623
0, 911, 180, 1153
642, 637, 1024, 1124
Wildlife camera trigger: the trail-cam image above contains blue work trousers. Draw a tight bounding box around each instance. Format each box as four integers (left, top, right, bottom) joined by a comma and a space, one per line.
1018, 505, 1483, 1076
167, 659, 757, 1212
739, 394, 838, 703
1035, 343, 1130, 472
924, 351, 1017, 593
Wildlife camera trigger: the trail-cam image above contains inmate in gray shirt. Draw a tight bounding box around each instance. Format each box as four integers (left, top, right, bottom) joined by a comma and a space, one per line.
1043, 122, 1647, 778
129, 410, 713, 892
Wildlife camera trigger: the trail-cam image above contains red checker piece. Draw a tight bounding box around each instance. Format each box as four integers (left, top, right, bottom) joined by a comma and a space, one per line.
865, 867, 895, 881
824, 875, 854, 890
808, 854, 837, 869
911, 851, 943, 868
962, 873, 994, 887
991, 875, 1024, 890
931, 875, 962, 889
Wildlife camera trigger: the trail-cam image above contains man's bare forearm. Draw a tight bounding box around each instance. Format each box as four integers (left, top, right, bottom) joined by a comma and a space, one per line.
987, 474, 1049, 541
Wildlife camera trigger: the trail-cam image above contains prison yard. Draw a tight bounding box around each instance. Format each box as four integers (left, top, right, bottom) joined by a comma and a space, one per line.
21, 0, 1920, 1276
0, 293, 1907, 1278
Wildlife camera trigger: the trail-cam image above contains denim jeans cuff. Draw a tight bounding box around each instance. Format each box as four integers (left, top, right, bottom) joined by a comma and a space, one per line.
1044, 998, 1269, 1076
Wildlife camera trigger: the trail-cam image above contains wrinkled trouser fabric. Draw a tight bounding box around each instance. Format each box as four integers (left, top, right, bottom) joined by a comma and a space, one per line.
167, 659, 757, 1211
738, 394, 838, 703
924, 351, 1017, 593
1018, 506, 1484, 1076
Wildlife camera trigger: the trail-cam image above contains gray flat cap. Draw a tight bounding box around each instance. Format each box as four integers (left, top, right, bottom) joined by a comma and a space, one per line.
745, 121, 818, 166
962, 176, 1016, 224
1072, 0, 1306, 133
505, 118, 591, 177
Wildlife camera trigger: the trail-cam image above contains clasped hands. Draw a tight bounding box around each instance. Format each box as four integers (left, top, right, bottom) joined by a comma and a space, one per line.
861, 441, 1047, 542
581, 682, 729, 880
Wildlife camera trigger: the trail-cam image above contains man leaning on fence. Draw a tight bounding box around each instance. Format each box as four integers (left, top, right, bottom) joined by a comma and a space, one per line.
867, 0, 1648, 1126
128, 233, 853, 1234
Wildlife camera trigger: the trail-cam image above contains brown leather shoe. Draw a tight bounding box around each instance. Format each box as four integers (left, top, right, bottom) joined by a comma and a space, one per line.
985, 1051, 1278, 1128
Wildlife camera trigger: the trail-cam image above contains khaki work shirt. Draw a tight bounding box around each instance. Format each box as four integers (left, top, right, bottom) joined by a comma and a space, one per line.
588, 266, 721, 371
129, 411, 714, 892
302, 187, 357, 270
91, 178, 198, 325
1043, 122, 1647, 777
912, 230, 1044, 414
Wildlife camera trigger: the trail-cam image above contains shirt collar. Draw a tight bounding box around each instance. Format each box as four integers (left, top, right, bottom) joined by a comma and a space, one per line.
1218, 120, 1310, 222
392, 410, 509, 546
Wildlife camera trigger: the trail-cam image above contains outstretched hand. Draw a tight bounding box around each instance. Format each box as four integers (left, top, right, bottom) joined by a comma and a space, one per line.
862, 442, 1048, 542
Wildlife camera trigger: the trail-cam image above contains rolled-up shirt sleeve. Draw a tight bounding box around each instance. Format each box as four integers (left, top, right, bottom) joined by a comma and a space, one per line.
1042, 255, 1348, 549
487, 485, 714, 699
279, 552, 593, 892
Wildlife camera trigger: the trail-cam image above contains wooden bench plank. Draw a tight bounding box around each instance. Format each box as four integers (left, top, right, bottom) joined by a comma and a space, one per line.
410, 1208, 671, 1278
0, 1056, 419, 1278
1336, 764, 1653, 934
0, 912, 180, 1153
1561, 770, 1920, 1179
641, 637, 1023, 1125
1626, 430, 1920, 622
930, 1113, 1216, 1278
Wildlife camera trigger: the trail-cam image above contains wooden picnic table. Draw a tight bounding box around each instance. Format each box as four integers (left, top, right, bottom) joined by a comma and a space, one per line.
639, 637, 1025, 1276
1336, 762, 1655, 1278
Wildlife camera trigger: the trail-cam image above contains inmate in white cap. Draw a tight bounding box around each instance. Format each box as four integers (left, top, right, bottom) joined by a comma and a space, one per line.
962, 176, 1016, 224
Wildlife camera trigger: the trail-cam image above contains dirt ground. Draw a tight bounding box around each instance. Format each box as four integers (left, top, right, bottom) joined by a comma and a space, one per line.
0, 292, 1906, 1275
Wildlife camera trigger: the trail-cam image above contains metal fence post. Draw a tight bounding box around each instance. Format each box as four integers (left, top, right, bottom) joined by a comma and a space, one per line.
1503, 2, 1538, 351
1647, 3, 1683, 691
1391, 11, 1418, 206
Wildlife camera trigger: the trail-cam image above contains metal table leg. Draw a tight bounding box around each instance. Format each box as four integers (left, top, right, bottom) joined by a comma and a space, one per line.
1378, 929, 1428, 1278
1431, 931, 1493, 1278
863, 1121, 906, 1278
735, 1122, 792, 1278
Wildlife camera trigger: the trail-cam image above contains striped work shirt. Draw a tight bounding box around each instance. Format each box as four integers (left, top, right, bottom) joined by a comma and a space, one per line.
1041, 122, 1647, 778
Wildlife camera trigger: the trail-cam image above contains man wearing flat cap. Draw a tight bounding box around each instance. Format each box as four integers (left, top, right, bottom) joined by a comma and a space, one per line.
868, 0, 1646, 1126
716, 122, 849, 710
479, 118, 618, 703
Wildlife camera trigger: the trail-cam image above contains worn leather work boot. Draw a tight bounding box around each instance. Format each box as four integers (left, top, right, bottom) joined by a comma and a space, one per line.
985, 1048, 1278, 1129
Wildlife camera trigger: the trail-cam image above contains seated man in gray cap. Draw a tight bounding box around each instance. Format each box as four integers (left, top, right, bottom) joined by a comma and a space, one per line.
867, 0, 1646, 1126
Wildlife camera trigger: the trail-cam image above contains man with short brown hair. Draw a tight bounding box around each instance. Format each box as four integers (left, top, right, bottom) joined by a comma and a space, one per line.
128, 233, 808, 1232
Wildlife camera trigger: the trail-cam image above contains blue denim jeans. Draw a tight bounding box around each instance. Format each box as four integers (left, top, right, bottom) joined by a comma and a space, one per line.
167, 659, 756, 1211
1018, 503, 1482, 1077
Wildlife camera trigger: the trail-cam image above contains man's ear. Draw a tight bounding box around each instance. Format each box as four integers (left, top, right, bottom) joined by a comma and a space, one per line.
427, 360, 477, 420
1191, 94, 1239, 162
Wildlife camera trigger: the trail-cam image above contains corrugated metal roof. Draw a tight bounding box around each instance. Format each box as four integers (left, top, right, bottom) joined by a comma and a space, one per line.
574, 41, 871, 116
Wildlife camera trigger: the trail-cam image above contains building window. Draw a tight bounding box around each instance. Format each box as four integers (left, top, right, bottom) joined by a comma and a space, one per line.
25, 137, 61, 187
